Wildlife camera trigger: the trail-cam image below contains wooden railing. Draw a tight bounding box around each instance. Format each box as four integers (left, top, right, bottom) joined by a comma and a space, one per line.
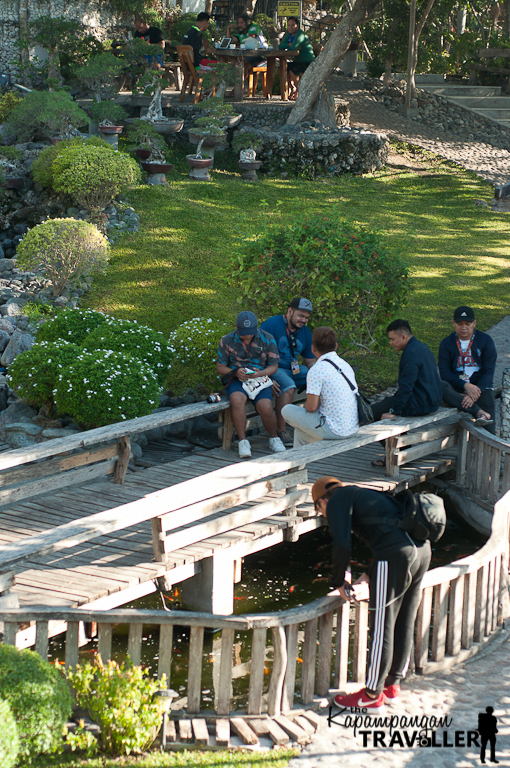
1, 489, 508, 717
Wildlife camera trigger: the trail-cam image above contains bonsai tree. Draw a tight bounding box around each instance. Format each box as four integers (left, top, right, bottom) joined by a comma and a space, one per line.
136, 69, 168, 123
126, 119, 166, 153
75, 52, 124, 103
232, 131, 263, 161
192, 98, 237, 158
200, 62, 237, 99
88, 101, 127, 127
18, 15, 84, 88
4, 91, 88, 142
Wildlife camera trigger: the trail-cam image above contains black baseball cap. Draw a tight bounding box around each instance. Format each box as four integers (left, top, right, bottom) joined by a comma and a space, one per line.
289, 297, 313, 312
453, 306, 475, 323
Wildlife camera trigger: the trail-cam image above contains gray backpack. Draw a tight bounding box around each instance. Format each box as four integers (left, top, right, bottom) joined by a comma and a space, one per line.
366, 490, 446, 543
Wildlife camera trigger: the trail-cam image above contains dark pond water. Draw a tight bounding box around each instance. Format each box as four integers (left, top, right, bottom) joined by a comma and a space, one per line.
51, 490, 484, 711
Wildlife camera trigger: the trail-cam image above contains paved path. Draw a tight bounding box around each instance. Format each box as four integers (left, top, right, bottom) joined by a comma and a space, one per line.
328, 76, 510, 186
289, 629, 510, 768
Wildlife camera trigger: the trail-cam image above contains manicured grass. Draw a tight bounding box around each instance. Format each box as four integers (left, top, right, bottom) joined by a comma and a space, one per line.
85, 143, 510, 393
32, 748, 300, 768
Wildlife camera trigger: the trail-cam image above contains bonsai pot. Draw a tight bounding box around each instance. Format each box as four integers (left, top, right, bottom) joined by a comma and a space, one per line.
99, 124, 123, 134
152, 119, 184, 135
136, 148, 151, 160
186, 153, 213, 181
188, 130, 226, 148
140, 161, 173, 174
222, 114, 242, 129
239, 159, 262, 181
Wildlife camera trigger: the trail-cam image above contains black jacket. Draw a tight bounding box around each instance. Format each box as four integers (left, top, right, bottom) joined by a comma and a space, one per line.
438, 330, 497, 393
326, 486, 415, 587
392, 336, 442, 416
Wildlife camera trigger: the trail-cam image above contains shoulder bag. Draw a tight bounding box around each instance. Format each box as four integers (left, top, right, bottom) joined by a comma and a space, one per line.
323, 358, 374, 426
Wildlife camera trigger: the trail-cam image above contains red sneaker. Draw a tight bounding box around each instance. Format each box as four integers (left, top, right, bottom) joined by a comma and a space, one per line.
334, 688, 385, 710
383, 683, 400, 701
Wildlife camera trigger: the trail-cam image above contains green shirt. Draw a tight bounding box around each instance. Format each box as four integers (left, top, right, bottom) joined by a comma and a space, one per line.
279, 29, 315, 63
238, 22, 265, 44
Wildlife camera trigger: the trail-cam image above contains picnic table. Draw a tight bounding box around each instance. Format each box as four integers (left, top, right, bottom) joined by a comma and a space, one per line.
215, 47, 299, 100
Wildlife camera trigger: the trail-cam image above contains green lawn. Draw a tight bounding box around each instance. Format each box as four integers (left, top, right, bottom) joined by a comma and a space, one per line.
32, 748, 299, 768
85, 144, 510, 393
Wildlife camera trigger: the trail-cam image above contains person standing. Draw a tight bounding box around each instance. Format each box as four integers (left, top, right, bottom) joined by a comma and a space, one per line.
478, 706, 499, 764
216, 311, 286, 459
281, 326, 358, 448
438, 306, 496, 433
278, 17, 315, 99
260, 297, 315, 446
312, 477, 432, 710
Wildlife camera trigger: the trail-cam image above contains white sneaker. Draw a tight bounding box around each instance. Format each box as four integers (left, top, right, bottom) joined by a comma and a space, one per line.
238, 439, 252, 459
269, 436, 286, 453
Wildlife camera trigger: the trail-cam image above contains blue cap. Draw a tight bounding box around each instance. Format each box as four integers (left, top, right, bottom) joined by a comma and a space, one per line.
236, 311, 258, 335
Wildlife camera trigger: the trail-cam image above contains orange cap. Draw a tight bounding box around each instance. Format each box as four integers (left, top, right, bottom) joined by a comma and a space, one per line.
311, 476, 342, 503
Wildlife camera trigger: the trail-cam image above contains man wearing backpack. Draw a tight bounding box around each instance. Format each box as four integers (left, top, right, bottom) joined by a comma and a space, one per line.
312, 477, 437, 710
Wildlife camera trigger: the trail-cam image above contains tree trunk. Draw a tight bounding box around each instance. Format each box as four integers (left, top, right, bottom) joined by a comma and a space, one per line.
406, 0, 436, 105
18, 0, 31, 88
287, 0, 382, 125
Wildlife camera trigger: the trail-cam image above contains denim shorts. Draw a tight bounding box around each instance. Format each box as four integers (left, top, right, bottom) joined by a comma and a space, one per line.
226, 378, 273, 403
271, 365, 308, 394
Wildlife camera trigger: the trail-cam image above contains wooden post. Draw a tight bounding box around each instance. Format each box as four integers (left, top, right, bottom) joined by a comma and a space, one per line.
301, 617, 318, 704
415, 586, 433, 670
268, 626, 287, 716
187, 626, 205, 714
248, 628, 267, 715
352, 601, 368, 683
431, 582, 448, 662
217, 627, 234, 716
316, 610, 334, 697
462, 571, 476, 649
113, 436, 131, 484
282, 623, 299, 712
447, 575, 464, 657
385, 436, 399, 477
222, 407, 234, 451
334, 602, 350, 690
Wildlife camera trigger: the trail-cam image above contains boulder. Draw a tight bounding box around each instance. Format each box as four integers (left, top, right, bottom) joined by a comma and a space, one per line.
5, 432, 38, 449
0, 401, 37, 427
41, 428, 82, 438
0, 330, 10, 353
1, 300, 29, 317
4, 421, 42, 436
0, 328, 35, 366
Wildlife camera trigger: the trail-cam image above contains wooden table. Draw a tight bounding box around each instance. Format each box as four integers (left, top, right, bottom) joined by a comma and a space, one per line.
215, 48, 299, 100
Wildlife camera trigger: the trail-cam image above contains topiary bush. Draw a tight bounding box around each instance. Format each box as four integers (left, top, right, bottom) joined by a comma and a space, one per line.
67, 657, 166, 756
0, 644, 72, 764
82, 316, 174, 386
32, 136, 114, 190
167, 317, 229, 393
8, 340, 82, 407
230, 216, 411, 353
53, 349, 160, 427
36, 308, 107, 344
16, 218, 110, 297
51, 144, 141, 213
0, 699, 19, 768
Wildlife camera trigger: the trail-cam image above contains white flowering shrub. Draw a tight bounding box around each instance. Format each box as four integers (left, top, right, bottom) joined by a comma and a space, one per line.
82, 317, 174, 386
7, 340, 82, 407
166, 317, 229, 394
53, 350, 160, 427
37, 309, 107, 345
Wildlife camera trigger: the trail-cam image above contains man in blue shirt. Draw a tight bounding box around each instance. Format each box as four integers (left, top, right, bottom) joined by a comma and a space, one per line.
260, 297, 315, 445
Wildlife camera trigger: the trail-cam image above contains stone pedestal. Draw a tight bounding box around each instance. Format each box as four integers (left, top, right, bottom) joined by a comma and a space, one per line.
181, 552, 234, 614
501, 367, 510, 440
101, 132, 119, 150
145, 172, 168, 185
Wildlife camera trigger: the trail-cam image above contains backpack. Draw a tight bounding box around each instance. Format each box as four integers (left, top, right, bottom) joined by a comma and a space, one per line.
365, 489, 446, 543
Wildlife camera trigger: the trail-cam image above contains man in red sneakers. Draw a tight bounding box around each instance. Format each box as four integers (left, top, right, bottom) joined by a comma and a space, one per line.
311, 477, 432, 710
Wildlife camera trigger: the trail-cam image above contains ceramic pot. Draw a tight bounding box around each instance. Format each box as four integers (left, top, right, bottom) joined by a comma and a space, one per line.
188, 130, 226, 148
152, 120, 184, 134
186, 154, 213, 181
222, 114, 242, 129
136, 148, 151, 160
99, 125, 123, 134
239, 160, 262, 181
140, 161, 173, 174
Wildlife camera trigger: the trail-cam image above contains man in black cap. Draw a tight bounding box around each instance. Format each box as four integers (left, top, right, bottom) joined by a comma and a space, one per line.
216, 310, 286, 459
260, 298, 315, 446
311, 476, 432, 710
438, 306, 496, 433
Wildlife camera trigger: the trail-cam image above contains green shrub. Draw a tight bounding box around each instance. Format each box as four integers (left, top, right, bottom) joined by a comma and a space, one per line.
67, 657, 166, 756
230, 216, 411, 354
0, 644, 72, 764
82, 316, 174, 386
75, 52, 124, 102
51, 144, 141, 213
8, 340, 82, 407
53, 349, 160, 427
4, 90, 88, 142
88, 100, 127, 125
167, 317, 229, 393
0, 146, 23, 163
0, 92, 22, 123
32, 136, 114, 190
37, 308, 107, 344
16, 218, 110, 296
0, 699, 19, 768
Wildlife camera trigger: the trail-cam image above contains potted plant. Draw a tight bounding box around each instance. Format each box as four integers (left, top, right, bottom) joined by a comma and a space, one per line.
188, 97, 238, 171
126, 119, 167, 159
88, 101, 127, 134
140, 144, 173, 184
136, 70, 184, 133
232, 131, 263, 180
75, 52, 124, 103
4, 90, 88, 144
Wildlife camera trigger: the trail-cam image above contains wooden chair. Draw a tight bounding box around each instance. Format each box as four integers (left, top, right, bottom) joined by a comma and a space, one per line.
176, 45, 203, 103
247, 63, 268, 97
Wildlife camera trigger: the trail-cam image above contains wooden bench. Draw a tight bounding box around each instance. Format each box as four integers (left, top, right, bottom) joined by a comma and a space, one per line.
470, 48, 510, 92
219, 389, 307, 450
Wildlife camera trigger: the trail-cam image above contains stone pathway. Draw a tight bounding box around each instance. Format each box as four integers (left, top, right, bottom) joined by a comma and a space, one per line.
289, 629, 510, 768
327, 75, 510, 187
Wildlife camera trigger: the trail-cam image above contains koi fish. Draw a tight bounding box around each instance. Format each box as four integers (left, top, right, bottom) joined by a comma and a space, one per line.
313, 561, 328, 570
289, 585, 297, 593
313, 577, 329, 583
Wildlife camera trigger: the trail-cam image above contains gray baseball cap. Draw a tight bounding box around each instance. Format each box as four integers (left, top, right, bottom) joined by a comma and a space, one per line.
289, 297, 313, 312
236, 311, 258, 334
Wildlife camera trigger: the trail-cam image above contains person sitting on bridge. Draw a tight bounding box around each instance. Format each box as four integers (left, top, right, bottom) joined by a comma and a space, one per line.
281, 326, 358, 448
312, 477, 432, 710
216, 311, 286, 459
371, 319, 442, 468
260, 297, 315, 446
438, 306, 496, 434
278, 17, 315, 100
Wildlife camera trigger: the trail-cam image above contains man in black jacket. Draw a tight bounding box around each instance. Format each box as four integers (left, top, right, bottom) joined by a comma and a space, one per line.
312, 477, 431, 710
438, 306, 496, 434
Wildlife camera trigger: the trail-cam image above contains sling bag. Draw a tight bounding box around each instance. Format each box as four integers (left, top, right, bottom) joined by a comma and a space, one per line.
323, 358, 374, 426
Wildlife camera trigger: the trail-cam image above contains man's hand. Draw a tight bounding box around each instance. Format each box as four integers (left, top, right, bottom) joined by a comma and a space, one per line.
464, 382, 481, 401
272, 380, 281, 397
236, 368, 250, 382
381, 413, 396, 420
461, 394, 475, 409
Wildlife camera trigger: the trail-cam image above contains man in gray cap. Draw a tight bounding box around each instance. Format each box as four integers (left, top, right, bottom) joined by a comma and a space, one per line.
438, 306, 496, 433
216, 311, 286, 458
260, 297, 315, 446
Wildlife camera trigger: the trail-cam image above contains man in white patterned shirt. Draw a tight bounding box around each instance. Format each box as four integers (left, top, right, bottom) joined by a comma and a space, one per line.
282, 326, 359, 448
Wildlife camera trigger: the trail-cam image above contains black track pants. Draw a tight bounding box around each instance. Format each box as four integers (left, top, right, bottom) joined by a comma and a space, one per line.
441, 381, 496, 435
365, 540, 431, 695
